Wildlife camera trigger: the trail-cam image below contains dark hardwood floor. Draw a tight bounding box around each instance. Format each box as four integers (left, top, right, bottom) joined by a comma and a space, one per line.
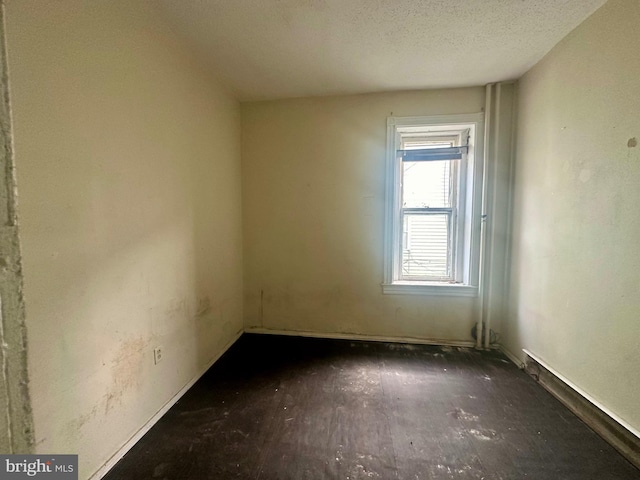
103, 334, 640, 479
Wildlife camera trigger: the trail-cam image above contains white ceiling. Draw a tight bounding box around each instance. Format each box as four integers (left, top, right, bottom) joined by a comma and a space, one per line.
157, 0, 607, 101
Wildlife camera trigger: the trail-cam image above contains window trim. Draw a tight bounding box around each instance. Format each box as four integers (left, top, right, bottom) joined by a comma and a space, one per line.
382, 113, 485, 297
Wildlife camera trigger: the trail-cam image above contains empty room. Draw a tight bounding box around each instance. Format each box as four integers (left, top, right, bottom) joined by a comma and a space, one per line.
1, 0, 639, 478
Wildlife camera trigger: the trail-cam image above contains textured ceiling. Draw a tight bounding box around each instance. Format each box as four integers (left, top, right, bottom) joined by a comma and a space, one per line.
157, 0, 607, 101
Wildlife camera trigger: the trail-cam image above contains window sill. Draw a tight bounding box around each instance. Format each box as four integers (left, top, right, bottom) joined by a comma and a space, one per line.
381, 282, 478, 297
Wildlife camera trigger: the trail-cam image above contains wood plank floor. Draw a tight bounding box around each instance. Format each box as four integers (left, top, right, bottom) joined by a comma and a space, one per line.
103, 334, 640, 479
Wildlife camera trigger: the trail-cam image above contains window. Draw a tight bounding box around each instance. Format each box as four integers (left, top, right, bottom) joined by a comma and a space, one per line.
383, 114, 484, 296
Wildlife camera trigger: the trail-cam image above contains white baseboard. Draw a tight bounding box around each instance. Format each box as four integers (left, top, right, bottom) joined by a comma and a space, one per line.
89, 329, 243, 480
523, 348, 640, 440
523, 348, 640, 469
245, 326, 477, 348
500, 345, 525, 369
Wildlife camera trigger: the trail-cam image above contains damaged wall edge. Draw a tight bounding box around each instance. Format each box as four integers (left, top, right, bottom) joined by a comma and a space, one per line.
0, 1, 34, 454
523, 349, 640, 470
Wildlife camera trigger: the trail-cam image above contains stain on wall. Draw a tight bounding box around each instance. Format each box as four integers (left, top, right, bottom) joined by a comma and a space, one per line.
105, 337, 148, 413
5, 0, 243, 476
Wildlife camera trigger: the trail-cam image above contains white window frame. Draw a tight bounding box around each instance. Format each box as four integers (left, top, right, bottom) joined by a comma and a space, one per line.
399, 131, 465, 282
382, 113, 485, 297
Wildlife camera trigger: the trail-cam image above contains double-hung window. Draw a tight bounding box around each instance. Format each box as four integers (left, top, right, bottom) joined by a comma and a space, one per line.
383, 114, 484, 296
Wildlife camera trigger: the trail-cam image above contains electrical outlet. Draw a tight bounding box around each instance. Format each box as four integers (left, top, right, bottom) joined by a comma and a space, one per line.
153, 346, 163, 365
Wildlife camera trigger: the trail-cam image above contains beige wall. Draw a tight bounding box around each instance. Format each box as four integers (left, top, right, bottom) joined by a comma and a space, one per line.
506, 0, 640, 433
242, 89, 486, 342
481, 83, 517, 345
5, 0, 243, 476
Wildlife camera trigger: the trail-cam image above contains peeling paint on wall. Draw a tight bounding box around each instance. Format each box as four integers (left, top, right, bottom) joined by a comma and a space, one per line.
0, 4, 34, 454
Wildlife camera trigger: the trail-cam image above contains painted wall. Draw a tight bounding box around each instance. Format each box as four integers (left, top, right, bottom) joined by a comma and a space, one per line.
5, 0, 243, 475
242, 89, 487, 342
480, 83, 516, 346
505, 0, 640, 433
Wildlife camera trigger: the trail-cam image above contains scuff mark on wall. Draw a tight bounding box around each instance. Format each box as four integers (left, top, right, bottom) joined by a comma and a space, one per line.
63, 404, 99, 442
195, 296, 211, 317
627, 137, 637, 148
104, 392, 117, 415
166, 298, 189, 322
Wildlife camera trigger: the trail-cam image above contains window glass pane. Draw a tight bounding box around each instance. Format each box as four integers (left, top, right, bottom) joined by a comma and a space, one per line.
402, 160, 451, 208
401, 213, 450, 279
